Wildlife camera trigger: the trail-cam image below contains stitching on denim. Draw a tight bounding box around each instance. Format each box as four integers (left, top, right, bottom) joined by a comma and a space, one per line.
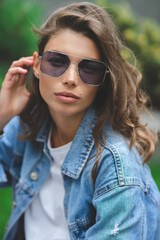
94, 178, 146, 199
145, 165, 150, 194
68, 216, 95, 230
76, 137, 94, 172
15, 181, 35, 196
105, 143, 125, 186
141, 192, 146, 240
143, 166, 159, 208
145, 189, 159, 209
61, 137, 94, 179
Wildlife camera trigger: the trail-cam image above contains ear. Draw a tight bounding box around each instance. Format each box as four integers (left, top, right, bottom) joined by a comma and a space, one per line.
33, 51, 40, 78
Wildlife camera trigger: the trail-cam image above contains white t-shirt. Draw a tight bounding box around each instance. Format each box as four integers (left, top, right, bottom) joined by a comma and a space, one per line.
24, 130, 72, 240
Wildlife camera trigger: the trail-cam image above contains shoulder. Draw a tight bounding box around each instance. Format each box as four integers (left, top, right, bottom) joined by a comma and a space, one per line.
1, 116, 27, 158
4, 116, 22, 132
2, 116, 23, 141
103, 123, 141, 163
0, 117, 24, 183
0, 116, 26, 157
94, 123, 149, 194
101, 123, 140, 166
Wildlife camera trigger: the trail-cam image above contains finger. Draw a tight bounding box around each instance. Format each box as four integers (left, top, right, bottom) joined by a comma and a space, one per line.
10, 58, 34, 68
17, 72, 29, 85
8, 71, 29, 87
11, 59, 34, 68
5, 67, 28, 81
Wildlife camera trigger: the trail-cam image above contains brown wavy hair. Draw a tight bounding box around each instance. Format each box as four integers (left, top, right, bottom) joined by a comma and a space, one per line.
20, 2, 158, 181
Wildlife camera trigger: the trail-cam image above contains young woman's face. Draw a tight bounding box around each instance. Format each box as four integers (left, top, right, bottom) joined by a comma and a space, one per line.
34, 29, 100, 120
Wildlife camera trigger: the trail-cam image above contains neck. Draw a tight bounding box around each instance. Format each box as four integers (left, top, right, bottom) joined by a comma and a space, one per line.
50, 112, 85, 148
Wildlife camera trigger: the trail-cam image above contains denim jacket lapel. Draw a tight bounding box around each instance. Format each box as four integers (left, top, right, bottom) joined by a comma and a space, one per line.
61, 107, 97, 179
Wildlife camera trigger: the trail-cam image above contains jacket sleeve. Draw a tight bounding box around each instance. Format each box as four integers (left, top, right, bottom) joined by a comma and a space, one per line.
85, 184, 146, 240
0, 116, 20, 187
85, 145, 156, 240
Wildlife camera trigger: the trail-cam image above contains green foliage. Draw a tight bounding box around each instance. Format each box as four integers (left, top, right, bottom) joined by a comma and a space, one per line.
0, 0, 43, 84
94, 0, 160, 108
0, 187, 12, 239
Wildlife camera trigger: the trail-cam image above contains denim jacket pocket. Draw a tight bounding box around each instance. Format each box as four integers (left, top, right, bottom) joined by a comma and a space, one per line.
69, 217, 95, 239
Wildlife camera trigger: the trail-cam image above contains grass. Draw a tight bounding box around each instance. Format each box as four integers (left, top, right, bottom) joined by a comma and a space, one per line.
148, 162, 160, 189
0, 162, 160, 239
0, 187, 12, 240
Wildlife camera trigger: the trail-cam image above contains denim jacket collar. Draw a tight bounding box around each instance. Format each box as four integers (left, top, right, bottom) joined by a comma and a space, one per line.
61, 107, 97, 179
35, 115, 52, 143
35, 107, 97, 180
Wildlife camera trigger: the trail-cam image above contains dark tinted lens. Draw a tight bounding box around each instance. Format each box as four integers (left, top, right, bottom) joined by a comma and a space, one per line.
78, 59, 106, 85
40, 51, 70, 77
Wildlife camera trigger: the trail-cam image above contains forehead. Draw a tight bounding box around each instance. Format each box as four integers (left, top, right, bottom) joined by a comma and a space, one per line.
43, 29, 101, 60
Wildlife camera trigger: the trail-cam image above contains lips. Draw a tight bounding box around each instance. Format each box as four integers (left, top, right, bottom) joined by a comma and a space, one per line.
55, 91, 80, 103
55, 91, 79, 99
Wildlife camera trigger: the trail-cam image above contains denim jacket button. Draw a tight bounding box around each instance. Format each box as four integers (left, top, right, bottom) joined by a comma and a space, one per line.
30, 172, 38, 181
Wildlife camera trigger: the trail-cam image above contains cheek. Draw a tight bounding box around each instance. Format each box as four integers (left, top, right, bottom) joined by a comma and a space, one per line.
39, 80, 45, 96
38, 78, 51, 101
84, 87, 98, 105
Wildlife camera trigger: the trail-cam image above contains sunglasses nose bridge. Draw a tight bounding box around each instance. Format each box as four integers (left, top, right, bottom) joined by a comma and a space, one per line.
67, 61, 80, 76
70, 62, 78, 67
63, 61, 80, 85
71, 61, 81, 75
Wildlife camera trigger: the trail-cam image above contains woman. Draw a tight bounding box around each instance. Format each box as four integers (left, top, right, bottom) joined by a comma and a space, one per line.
0, 2, 160, 240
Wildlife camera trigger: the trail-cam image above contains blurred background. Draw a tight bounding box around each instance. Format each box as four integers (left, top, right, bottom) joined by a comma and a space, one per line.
0, 0, 160, 238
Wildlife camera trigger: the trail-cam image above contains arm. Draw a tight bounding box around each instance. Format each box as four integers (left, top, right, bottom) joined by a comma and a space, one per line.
0, 116, 20, 187
86, 184, 145, 240
85, 145, 149, 240
0, 56, 33, 186
0, 56, 34, 131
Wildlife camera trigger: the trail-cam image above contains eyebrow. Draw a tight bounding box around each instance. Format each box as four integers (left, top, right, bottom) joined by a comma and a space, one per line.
40, 50, 102, 62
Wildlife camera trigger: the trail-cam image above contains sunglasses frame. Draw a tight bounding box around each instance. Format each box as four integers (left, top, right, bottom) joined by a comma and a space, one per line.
39, 51, 109, 86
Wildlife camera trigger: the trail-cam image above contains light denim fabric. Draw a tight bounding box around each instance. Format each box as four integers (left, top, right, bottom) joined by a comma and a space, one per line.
0, 107, 160, 240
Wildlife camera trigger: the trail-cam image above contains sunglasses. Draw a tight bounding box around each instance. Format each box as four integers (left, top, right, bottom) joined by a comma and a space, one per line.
39, 51, 109, 86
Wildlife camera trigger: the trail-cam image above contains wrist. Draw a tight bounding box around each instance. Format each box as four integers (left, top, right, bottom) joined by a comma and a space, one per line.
0, 112, 13, 131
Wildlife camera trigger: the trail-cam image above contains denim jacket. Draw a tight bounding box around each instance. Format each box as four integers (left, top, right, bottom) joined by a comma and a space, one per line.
0, 107, 160, 240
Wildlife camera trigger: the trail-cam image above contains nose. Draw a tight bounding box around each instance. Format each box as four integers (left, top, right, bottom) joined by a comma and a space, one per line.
62, 62, 79, 86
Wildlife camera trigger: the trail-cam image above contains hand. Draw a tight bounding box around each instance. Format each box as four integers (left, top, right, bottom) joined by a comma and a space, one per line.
0, 56, 34, 129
